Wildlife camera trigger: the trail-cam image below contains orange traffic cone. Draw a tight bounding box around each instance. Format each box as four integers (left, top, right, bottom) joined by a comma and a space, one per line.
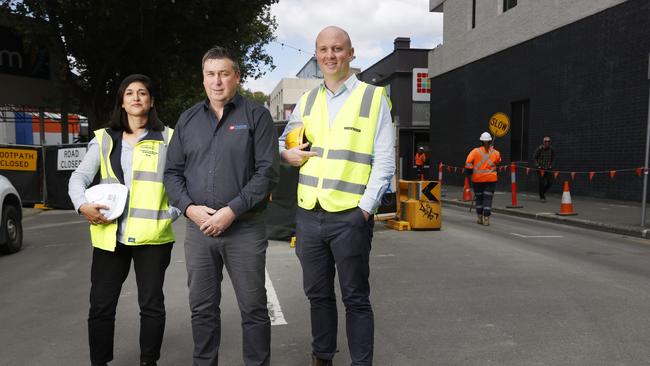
462, 177, 472, 201
557, 180, 577, 216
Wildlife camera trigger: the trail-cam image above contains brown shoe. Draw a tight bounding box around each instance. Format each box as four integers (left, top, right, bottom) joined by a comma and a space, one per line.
312, 353, 333, 366
477, 215, 483, 225
483, 216, 490, 226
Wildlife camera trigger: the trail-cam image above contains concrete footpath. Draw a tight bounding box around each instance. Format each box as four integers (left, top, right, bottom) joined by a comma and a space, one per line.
441, 184, 650, 239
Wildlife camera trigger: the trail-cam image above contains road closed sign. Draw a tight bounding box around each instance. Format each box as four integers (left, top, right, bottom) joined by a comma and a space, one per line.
0, 148, 37, 171
57, 147, 87, 171
488, 112, 510, 137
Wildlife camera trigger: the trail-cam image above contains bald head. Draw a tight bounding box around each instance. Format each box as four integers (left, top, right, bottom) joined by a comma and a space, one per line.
316, 26, 352, 48
315, 26, 355, 86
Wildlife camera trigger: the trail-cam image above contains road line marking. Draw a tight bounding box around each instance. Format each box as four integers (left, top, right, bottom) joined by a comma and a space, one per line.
265, 269, 287, 326
25, 219, 88, 231
510, 233, 564, 238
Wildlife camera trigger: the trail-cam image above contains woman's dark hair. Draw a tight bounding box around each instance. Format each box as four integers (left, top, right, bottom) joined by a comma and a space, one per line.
109, 74, 164, 133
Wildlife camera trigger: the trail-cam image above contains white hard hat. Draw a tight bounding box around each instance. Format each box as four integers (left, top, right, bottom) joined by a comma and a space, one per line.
84, 183, 129, 221
479, 132, 492, 141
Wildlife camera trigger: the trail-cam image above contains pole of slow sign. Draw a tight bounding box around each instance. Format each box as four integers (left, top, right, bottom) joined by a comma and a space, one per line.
642, 53, 650, 226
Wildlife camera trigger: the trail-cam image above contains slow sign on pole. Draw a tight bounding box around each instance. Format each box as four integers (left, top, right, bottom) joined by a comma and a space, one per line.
488, 112, 510, 138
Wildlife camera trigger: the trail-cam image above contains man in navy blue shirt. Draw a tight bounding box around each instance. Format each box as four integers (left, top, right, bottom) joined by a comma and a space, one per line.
164, 46, 279, 366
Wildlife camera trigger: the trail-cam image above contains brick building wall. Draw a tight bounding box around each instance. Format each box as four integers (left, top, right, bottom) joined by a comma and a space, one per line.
429, 0, 650, 201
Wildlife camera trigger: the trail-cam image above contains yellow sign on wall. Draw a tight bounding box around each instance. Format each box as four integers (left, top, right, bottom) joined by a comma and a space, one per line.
0, 148, 38, 171
488, 112, 511, 137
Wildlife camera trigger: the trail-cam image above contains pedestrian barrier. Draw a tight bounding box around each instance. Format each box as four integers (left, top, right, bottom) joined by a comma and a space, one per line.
386, 180, 442, 230
557, 180, 577, 216
462, 176, 472, 201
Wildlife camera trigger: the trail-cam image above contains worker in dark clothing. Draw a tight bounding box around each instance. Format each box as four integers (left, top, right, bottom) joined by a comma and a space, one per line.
533, 136, 555, 202
163, 46, 279, 366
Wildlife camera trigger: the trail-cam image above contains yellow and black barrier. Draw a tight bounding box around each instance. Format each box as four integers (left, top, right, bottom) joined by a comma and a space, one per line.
386, 180, 442, 231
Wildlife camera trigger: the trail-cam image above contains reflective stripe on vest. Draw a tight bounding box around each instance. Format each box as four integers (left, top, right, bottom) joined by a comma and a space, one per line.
296, 82, 384, 212
90, 128, 174, 251
474, 148, 497, 174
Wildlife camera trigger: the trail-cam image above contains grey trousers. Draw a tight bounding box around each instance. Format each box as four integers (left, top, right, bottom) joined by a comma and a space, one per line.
295, 207, 374, 366
184, 216, 270, 366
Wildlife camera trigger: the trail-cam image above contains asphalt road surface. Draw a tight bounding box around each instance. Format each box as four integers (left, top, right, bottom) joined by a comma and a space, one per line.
2, 205, 650, 365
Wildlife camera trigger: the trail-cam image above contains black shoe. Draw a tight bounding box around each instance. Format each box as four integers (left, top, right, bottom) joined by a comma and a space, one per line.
140, 362, 157, 366
311, 353, 333, 366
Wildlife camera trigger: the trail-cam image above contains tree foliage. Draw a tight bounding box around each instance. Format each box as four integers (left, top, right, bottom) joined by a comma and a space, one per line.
0, 0, 277, 130
239, 87, 269, 105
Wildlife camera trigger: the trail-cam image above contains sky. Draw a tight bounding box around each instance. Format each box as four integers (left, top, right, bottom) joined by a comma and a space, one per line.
242, 0, 444, 95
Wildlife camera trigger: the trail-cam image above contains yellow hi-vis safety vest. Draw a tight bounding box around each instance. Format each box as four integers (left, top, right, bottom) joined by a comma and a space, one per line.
297, 82, 387, 212
91, 127, 175, 251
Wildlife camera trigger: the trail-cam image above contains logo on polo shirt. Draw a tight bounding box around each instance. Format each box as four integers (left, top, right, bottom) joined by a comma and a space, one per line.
228, 124, 249, 131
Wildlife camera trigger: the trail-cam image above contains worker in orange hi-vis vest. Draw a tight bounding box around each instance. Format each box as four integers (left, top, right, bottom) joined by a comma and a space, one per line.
464, 132, 501, 226
414, 147, 427, 180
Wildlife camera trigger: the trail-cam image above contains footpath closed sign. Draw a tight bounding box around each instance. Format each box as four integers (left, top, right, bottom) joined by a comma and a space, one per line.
57, 147, 87, 171
0, 148, 37, 171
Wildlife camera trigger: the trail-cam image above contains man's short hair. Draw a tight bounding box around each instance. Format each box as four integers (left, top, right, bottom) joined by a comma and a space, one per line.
202, 46, 240, 74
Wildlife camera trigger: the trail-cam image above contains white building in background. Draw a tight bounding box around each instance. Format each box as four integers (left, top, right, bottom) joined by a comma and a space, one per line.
269, 78, 322, 121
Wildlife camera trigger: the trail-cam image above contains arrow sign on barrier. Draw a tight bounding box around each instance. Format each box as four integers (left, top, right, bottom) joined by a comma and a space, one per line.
422, 181, 439, 203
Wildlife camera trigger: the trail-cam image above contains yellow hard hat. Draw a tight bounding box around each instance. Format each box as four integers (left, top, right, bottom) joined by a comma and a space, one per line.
286, 126, 307, 150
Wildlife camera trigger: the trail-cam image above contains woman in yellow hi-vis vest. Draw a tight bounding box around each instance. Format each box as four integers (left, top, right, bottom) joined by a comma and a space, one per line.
465, 132, 502, 226
68, 74, 179, 366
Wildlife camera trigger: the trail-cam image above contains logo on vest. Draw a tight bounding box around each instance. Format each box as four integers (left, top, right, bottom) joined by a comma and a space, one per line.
139, 144, 158, 157
128, 237, 136, 243
344, 126, 361, 133
228, 124, 249, 131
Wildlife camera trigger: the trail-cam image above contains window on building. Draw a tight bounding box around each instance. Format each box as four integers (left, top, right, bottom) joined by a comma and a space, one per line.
510, 100, 530, 162
471, 0, 476, 28
503, 0, 517, 12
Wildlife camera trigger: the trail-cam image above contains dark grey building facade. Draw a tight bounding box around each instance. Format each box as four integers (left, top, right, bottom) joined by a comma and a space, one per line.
429, 0, 650, 201
358, 38, 432, 180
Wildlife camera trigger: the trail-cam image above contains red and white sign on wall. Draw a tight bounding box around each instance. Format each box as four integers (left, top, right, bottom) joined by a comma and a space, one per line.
412, 68, 431, 102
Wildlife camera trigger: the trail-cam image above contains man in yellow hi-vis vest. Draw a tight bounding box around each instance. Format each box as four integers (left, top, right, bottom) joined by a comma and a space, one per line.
280, 26, 395, 366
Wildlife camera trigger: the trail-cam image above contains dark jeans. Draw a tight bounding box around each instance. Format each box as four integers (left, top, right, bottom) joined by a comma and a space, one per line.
295, 207, 374, 366
89, 242, 172, 364
415, 165, 425, 179
473, 182, 496, 217
538, 171, 554, 199
184, 216, 270, 366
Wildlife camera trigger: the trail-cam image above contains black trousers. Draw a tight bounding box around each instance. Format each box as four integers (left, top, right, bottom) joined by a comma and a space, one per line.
88, 242, 172, 364
415, 164, 425, 179
473, 182, 496, 217
538, 171, 554, 199
295, 207, 374, 366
